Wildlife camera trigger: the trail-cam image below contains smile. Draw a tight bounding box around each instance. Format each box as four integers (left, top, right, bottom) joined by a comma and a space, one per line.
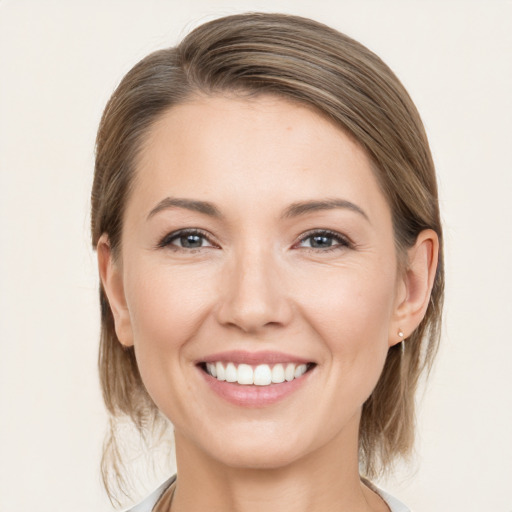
202, 362, 313, 386
197, 352, 317, 407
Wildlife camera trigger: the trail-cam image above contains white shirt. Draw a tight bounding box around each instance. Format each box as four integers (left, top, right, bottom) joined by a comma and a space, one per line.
125, 475, 411, 512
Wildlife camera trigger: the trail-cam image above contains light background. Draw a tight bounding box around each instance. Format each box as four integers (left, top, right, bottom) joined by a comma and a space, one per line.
1, 1, 511, 511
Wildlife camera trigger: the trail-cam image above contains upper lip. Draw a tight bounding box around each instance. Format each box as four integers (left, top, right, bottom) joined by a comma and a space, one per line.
197, 350, 313, 365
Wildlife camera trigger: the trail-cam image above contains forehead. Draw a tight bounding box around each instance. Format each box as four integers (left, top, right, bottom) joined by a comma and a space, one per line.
130, 94, 389, 222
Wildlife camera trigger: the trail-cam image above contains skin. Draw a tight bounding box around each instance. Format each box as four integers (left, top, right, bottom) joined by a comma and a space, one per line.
98, 95, 438, 512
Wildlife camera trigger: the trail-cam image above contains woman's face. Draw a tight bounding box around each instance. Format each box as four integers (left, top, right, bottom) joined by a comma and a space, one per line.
107, 95, 407, 469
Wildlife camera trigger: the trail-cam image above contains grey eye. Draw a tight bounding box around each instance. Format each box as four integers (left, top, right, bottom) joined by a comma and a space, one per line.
159, 229, 215, 250
307, 234, 335, 248
175, 233, 207, 248
297, 230, 351, 251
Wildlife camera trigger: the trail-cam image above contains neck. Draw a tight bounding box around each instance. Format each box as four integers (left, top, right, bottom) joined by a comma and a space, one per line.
169, 417, 386, 512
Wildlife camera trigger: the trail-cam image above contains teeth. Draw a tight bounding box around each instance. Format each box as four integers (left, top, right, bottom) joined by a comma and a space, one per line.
204, 362, 311, 385
285, 363, 295, 382
254, 364, 272, 386
225, 362, 237, 383
271, 363, 285, 383
216, 362, 226, 381
206, 362, 217, 378
294, 364, 307, 378
237, 364, 253, 385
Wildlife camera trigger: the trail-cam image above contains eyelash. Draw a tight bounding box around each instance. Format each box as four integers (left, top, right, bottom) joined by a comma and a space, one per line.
157, 228, 353, 253
294, 229, 352, 252
157, 229, 215, 251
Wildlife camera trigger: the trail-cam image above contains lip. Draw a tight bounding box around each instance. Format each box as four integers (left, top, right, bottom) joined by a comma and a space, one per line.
197, 350, 313, 366
196, 353, 316, 408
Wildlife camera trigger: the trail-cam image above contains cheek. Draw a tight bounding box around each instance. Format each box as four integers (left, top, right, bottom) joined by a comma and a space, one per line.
297, 262, 396, 378
302, 260, 396, 332
127, 260, 212, 336
123, 262, 222, 427
123, 262, 214, 389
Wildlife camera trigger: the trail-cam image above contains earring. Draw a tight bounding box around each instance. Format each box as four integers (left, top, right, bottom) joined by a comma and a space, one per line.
398, 329, 405, 354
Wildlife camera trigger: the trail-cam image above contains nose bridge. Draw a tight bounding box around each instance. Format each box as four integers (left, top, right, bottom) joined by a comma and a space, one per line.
218, 239, 291, 332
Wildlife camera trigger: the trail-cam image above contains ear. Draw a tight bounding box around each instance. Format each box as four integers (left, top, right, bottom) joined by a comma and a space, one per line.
389, 229, 439, 347
97, 234, 134, 347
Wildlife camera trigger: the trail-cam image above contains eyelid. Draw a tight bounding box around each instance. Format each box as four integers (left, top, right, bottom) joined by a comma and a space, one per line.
294, 229, 354, 250
157, 228, 218, 250
156, 227, 353, 252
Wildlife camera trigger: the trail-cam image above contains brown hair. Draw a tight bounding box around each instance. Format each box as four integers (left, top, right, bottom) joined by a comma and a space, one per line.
91, 12, 443, 499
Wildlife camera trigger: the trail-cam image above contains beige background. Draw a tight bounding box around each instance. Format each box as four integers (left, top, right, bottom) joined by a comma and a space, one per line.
1, 1, 511, 510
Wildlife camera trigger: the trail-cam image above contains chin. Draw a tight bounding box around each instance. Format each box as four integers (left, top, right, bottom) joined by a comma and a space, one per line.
211, 442, 305, 470
192, 422, 315, 470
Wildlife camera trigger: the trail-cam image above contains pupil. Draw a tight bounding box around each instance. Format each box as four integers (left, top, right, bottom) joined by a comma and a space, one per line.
312, 235, 332, 248
182, 234, 202, 248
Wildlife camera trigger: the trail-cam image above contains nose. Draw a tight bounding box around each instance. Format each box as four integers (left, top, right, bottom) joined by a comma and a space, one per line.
216, 245, 293, 334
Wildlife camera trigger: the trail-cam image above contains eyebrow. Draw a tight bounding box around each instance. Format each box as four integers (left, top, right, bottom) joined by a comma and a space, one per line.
147, 197, 223, 220
281, 199, 369, 222
147, 196, 369, 222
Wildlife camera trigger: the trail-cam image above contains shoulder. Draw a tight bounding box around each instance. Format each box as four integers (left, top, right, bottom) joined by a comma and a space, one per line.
123, 476, 176, 512
377, 488, 411, 512
363, 479, 411, 512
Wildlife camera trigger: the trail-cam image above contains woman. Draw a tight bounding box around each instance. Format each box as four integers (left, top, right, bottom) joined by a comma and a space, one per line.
91, 13, 443, 512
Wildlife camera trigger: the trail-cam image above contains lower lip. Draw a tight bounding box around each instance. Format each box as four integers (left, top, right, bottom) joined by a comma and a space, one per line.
198, 367, 313, 407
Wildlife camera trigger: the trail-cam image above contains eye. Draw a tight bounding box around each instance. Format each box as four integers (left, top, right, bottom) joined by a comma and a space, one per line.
158, 229, 216, 250
296, 230, 351, 251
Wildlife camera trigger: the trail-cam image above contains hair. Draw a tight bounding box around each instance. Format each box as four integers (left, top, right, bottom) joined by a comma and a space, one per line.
91, 12, 444, 500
